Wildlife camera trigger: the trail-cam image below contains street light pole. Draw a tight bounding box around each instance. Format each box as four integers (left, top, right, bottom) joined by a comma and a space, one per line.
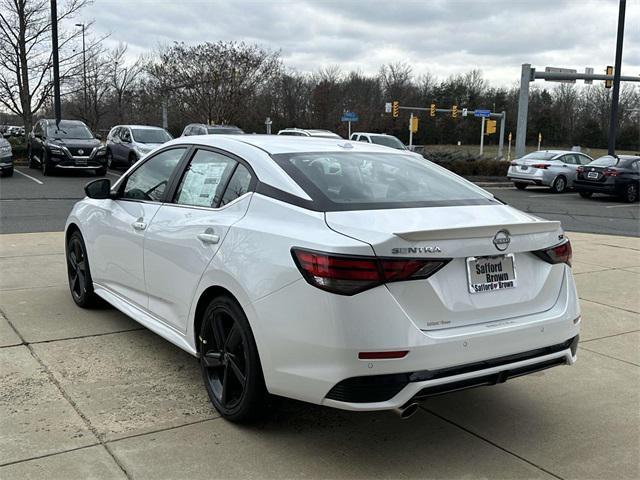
75, 23, 87, 120
50, 0, 61, 127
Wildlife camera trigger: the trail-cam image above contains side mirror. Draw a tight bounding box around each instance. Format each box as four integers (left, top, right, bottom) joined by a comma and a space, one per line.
85, 178, 113, 199
95, 134, 102, 141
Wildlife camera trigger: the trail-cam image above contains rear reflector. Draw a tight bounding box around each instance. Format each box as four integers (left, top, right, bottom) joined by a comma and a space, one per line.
291, 248, 450, 295
359, 351, 409, 360
532, 239, 572, 267
532, 163, 550, 169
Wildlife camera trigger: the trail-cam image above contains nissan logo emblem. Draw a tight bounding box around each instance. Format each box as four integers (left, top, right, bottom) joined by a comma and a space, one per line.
493, 230, 511, 251
78, 149, 84, 155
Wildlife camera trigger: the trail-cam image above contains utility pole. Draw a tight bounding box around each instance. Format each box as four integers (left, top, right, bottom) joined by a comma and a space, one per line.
75, 23, 87, 120
497, 111, 506, 159
408, 112, 414, 148
50, 0, 61, 127
608, 0, 626, 156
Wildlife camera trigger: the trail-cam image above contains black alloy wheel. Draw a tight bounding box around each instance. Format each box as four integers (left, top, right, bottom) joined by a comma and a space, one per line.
27, 146, 37, 169
624, 183, 639, 203
551, 176, 567, 193
514, 182, 527, 190
66, 231, 99, 307
199, 296, 266, 422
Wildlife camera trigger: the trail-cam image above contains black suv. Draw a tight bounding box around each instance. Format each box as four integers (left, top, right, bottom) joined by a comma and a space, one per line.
27, 119, 107, 176
574, 155, 640, 203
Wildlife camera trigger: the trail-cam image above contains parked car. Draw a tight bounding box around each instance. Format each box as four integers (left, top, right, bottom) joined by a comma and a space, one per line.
0, 136, 13, 177
27, 119, 107, 176
106, 125, 172, 169
277, 128, 341, 139
349, 132, 408, 150
67, 136, 579, 422
573, 155, 639, 203
507, 150, 593, 193
181, 124, 244, 136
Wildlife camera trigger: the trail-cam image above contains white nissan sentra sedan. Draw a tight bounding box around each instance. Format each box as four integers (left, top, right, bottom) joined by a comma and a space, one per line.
65, 135, 580, 421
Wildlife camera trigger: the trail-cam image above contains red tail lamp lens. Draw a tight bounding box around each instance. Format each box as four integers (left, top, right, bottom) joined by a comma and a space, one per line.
292, 249, 449, 295
533, 239, 572, 267
358, 351, 409, 360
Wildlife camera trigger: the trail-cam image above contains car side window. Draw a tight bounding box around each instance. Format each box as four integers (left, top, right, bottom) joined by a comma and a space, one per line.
561, 155, 576, 165
221, 164, 252, 206
121, 148, 186, 202
579, 155, 591, 165
121, 129, 131, 143
359, 136, 369, 142
631, 161, 639, 172
174, 150, 236, 208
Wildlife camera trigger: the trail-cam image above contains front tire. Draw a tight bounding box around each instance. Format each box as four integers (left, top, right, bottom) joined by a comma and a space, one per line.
551, 176, 567, 193
28, 146, 37, 169
199, 296, 267, 423
514, 182, 527, 190
623, 183, 639, 203
579, 191, 593, 199
41, 150, 52, 176
96, 166, 107, 176
1, 167, 13, 177
66, 231, 100, 308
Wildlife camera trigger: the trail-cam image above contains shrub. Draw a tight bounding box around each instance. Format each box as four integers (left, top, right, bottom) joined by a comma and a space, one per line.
421, 149, 509, 177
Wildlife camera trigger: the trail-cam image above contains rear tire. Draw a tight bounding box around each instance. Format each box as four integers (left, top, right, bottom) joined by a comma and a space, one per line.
199, 295, 267, 423
66, 231, 100, 308
96, 166, 107, 176
579, 191, 593, 199
2, 167, 13, 177
27, 146, 37, 169
514, 182, 527, 190
623, 183, 639, 203
106, 150, 114, 169
551, 176, 567, 193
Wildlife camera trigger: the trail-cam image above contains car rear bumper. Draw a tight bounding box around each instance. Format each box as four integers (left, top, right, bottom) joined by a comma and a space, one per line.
507, 166, 552, 186
573, 180, 620, 195
0, 155, 13, 170
251, 265, 581, 411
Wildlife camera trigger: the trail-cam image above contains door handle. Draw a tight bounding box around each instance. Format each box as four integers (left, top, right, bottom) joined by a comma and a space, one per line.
132, 220, 146, 231
197, 233, 220, 245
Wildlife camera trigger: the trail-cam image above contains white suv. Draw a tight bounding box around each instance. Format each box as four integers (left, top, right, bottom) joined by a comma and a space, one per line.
350, 132, 408, 150
277, 128, 341, 139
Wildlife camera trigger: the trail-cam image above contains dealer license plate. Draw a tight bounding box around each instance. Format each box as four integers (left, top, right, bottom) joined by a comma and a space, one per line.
466, 254, 517, 294
587, 171, 598, 179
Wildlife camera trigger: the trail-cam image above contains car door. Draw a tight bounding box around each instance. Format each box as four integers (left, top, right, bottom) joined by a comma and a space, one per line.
87, 147, 188, 308
560, 154, 580, 184
143, 147, 255, 332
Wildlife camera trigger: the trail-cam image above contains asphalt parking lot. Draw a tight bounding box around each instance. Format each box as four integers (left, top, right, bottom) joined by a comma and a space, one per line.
1, 166, 638, 236
0, 166, 639, 479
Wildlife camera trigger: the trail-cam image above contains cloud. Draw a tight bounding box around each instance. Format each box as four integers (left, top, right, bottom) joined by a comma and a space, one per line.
79, 0, 640, 86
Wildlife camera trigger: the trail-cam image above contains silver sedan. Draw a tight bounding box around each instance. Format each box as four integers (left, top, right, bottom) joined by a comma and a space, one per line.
507, 150, 593, 193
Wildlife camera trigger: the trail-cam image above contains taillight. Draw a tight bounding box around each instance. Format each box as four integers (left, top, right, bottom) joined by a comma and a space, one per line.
532, 163, 550, 169
532, 239, 572, 267
291, 248, 449, 295
576, 166, 584, 173
603, 168, 619, 177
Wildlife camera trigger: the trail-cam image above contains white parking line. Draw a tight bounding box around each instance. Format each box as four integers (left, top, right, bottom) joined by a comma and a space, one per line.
527, 194, 553, 198
14, 168, 43, 185
605, 204, 638, 209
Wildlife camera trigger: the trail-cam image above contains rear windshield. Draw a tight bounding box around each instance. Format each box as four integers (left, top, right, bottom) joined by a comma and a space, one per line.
132, 128, 172, 144
370, 135, 406, 150
588, 156, 618, 167
206, 127, 244, 135
271, 152, 496, 211
522, 152, 556, 161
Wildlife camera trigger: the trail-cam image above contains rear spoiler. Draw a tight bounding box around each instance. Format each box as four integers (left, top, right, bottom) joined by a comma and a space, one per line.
393, 221, 561, 241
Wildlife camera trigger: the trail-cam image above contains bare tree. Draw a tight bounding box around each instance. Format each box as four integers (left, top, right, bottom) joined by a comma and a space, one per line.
108, 43, 142, 123
0, 0, 89, 134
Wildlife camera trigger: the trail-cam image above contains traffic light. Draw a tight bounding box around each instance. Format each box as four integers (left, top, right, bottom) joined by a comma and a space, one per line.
605, 66, 613, 88
452, 105, 458, 118
429, 104, 436, 117
485, 120, 497, 135
410, 116, 419, 133
392, 101, 399, 118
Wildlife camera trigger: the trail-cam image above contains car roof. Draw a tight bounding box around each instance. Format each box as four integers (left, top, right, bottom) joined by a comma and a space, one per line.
351, 132, 392, 137
165, 134, 409, 155
42, 119, 86, 125
116, 125, 166, 130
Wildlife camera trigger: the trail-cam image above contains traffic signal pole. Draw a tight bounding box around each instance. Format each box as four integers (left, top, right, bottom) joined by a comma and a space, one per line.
479, 117, 485, 156
50, 0, 62, 127
608, 0, 626, 156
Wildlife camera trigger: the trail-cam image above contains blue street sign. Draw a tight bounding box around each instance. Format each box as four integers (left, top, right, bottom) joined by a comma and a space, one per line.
474, 109, 491, 118
341, 111, 359, 122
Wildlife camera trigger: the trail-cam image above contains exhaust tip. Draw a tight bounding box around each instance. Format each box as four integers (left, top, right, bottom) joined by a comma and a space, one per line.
396, 403, 420, 420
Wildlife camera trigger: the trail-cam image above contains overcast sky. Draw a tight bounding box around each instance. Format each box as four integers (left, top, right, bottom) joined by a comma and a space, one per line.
80, 0, 639, 87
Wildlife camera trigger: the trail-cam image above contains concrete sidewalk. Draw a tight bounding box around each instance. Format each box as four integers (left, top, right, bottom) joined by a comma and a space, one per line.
0, 231, 638, 479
